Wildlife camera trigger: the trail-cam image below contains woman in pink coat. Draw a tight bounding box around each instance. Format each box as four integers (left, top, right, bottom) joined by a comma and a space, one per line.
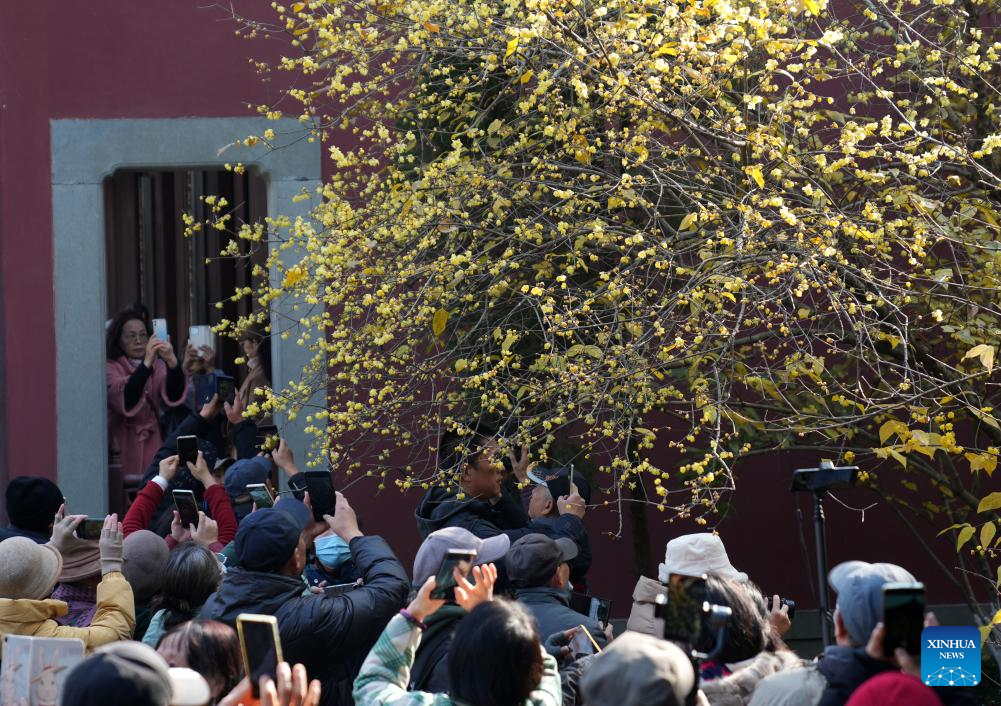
106, 308, 188, 475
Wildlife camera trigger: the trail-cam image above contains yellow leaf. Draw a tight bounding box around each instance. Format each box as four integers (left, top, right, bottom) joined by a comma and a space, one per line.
803, 0, 821, 14
423, 21, 440, 33
963, 344, 995, 373
745, 166, 765, 188
653, 42, 679, 57
504, 37, 519, 61
969, 405, 1001, 431
292, 26, 310, 36
678, 213, 698, 232
454, 358, 468, 372
937, 522, 970, 537
519, 70, 534, 84
889, 448, 908, 469
957, 525, 976, 551
879, 419, 909, 445
291, 2, 305, 11
501, 332, 517, 354
432, 308, 448, 337
981, 521, 996, 550
965, 451, 998, 477
978, 492, 1001, 513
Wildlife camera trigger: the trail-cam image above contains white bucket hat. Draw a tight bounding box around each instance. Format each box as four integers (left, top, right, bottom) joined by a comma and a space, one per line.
658, 533, 747, 583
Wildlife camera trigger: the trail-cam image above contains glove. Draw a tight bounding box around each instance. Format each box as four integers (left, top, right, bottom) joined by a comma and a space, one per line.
99, 515, 124, 575
48, 507, 85, 556
543, 628, 578, 666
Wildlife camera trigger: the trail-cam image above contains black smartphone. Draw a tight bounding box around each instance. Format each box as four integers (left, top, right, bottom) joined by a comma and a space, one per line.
172, 489, 200, 528
216, 374, 237, 405
569, 591, 591, 614
882, 582, 925, 655
75, 518, 104, 541
237, 614, 283, 698
430, 549, 477, 600
591, 597, 612, 625
176, 435, 199, 466
247, 483, 275, 509
656, 573, 708, 644
303, 470, 336, 522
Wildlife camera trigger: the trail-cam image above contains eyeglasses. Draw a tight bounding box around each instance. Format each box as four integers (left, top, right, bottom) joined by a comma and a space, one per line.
121, 333, 149, 342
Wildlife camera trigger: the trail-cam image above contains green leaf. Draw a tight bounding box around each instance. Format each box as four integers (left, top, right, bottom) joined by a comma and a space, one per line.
432, 308, 448, 338
977, 492, 1001, 513
956, 525, 976, 551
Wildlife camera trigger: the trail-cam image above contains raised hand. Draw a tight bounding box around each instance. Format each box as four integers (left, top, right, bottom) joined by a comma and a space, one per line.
454, 563, 497, 613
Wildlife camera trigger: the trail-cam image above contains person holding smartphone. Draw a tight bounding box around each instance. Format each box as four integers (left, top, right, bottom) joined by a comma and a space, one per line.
200, 491, 410, 706
105, 305, 188, 476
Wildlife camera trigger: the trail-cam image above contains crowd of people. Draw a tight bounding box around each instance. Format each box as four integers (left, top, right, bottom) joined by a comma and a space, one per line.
0, 305, 982, 705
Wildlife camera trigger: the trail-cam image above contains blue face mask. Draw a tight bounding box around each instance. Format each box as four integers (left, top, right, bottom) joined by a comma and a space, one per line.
314, 534, 352, 572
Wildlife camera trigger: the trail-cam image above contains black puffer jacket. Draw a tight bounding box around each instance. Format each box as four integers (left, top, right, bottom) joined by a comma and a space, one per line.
415, 485, 585, 543
200, 535, 409, 706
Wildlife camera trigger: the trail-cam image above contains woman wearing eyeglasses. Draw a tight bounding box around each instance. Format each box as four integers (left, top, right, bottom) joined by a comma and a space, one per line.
106, 305, 188, 476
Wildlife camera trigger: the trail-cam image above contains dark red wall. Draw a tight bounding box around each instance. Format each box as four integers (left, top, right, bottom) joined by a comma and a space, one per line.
0, 1, 286, 485
0, 2, 970, 614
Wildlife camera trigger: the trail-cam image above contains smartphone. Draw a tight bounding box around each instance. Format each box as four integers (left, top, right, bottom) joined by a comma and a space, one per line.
247, 483, 275, 509
74, 518, 104, 541
303, 471, 336, 522
882, 582, 925, 655
188, 325, 214, 355
176, 435, 199, 466
656, 573, 708, 644
236, 614, 283, 698
172, 489, 200, 528
323, 582, 360, 597
570, 624, 602, 656
430, 549, 477, 600
569, 592, 590, 615
216, 374, 237, 405
152, 318, 169, 342
590, 597, 612, 625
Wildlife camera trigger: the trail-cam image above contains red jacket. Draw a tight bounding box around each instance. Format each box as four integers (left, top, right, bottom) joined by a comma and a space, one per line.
123, 480, 236, 552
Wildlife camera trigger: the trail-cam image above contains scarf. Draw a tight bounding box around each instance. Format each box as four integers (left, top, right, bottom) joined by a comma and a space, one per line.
50, 584, 98, 627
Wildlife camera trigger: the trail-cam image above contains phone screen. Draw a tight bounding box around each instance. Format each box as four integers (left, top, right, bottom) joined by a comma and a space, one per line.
323, 582, 359, 598
883, 584, 925, 655
660, 574, 707, 644
216, 375, 236, 405
153, 318, 169, 342
172, 490, 200, 528
176, 435, 199, 466
189, 325, 213, 353
430, 550, 477, 600
304, 471, 335, 522
238, 615, 283, 698
570, 627, 595, 656
247, 484, 274, 509
75, 518, 104, 541
591, 598, 611, 625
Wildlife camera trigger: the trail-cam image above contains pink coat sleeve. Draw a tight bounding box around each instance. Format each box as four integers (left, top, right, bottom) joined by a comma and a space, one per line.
106, 358, 145, 418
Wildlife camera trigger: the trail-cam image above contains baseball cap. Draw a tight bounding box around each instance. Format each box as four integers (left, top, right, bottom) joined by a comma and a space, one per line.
829, 560, 916, 645
506, 533, 578, 588
223, 457, 273, 500
413, 526, 511, 585
273, 498, 311, 531
581, 632, 694, 706
234, 508, 303, 573
657, 533, 747, 584
527, 466, 592, 505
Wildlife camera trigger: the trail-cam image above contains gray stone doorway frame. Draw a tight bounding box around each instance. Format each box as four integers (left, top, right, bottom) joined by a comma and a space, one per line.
51, 117, 322, 514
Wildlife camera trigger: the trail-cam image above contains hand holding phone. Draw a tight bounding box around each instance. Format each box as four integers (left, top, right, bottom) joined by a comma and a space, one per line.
74, 518, 105, 541
430, 549, 477, 600
237, 614, 283, 698
152, 318, 169, 343
172, 489, 200, 529
215, 374, 236, 405
882, 582, 925, 655
247, 483, 275, 509
570, 624, 602, 655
